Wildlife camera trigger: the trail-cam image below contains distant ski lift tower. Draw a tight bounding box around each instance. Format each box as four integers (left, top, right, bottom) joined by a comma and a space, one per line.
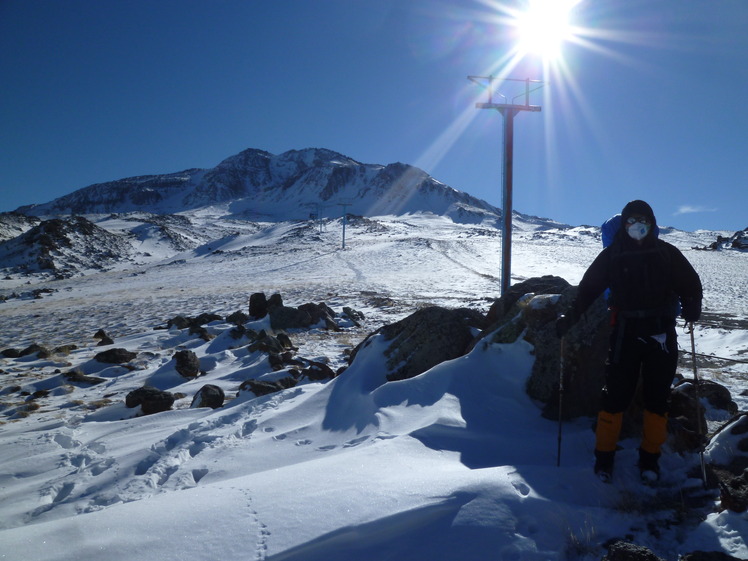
312, 203, 324, 234
338, 201, 352, 249
468, 75, 543, 296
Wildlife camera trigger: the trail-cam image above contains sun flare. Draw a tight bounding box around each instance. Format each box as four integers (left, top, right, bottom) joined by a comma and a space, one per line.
514, 0, 579, 61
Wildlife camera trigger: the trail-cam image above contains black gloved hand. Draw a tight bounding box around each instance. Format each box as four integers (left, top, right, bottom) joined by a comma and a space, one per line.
681, 297, 702, 323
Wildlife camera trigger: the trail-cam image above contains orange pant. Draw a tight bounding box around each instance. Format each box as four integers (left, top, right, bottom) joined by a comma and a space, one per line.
595, 409, 668, 454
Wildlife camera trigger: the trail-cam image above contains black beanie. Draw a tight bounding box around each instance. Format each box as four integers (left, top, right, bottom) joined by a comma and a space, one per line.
621, 200, 656, 227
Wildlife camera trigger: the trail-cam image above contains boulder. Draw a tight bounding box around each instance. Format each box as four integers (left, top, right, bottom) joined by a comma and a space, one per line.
227, 310, 249, 325
64, 369, 106, 385
485, 275, 570, 325
298, 302, 339, 330
267, 293, 283, 310
707, 414, 748, 512
249, 292, 268, 318
342, 306, 365, 327
602, 541, 664, 561
269, 306, 313, 330
669, 379, 738, 454
53, 344, 77, 355
166, 313, 221, 331
167, 315, 192, 330
188, 325, 213, 342
351, 306, 485, 382
193, 312, 222, 325
190, 384, 225, 409
19, 343, 52, 358
276, 332, 297, 351
93, 329, 109, 340
239, 377, 297, 397
174, 349, 200, 378
125, 386, 175, 415
716, 470, 748, 513
95, 348, 137, 364
248, 331, 286, 355
470, 277, 608, 421
299, 361, 337, 381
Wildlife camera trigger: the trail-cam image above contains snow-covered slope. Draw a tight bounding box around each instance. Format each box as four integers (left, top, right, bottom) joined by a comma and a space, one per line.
0, 212, 41, 243
0, 216, 134, 278
0, 214, 746, 561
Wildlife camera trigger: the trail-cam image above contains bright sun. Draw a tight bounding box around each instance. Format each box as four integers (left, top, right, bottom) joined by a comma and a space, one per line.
514, 0, 578, 61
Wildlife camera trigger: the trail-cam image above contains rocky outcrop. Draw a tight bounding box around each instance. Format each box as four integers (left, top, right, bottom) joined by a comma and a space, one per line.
0, 216, 133, 278
350, 306, 486, 382
0, 211, 41, 242
699, 228, 748, 252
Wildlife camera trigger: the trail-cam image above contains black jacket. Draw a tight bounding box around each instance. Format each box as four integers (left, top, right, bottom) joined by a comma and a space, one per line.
575, 235, 703, 335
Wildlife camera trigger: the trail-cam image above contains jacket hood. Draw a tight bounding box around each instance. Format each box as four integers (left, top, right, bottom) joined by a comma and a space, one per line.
621, 200, 656, 227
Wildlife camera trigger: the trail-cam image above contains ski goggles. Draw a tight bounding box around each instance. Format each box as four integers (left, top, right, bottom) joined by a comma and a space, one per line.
626, 216, 651, 226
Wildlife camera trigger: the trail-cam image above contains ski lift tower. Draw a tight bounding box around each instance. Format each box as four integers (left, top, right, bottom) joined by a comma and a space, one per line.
468, 75, 543, 296
338, 201, 353, 249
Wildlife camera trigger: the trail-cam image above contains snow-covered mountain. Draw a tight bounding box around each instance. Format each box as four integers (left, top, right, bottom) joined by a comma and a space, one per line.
15, 148, 505, 223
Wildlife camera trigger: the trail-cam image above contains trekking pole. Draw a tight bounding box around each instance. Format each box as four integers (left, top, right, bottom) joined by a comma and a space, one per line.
689, 322, 708, 488
557, 336, 565, 467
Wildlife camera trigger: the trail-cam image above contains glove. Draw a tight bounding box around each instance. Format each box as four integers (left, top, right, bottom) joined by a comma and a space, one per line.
556, 312, 576, 338
681, 297, 701, 323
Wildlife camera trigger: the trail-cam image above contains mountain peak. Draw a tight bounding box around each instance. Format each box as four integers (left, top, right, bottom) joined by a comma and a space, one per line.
15, 147, 500, 224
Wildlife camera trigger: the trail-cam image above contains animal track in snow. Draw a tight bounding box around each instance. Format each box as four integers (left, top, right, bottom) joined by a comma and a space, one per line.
239, 488, 270, 561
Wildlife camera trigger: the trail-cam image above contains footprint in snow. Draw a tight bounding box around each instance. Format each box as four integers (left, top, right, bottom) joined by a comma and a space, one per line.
343, 436, 369, 448
53, 433, 80, 450
511, 480, 531, 497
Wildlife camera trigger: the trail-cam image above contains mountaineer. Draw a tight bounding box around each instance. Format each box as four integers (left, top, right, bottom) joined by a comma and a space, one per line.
557, 200, 703, 482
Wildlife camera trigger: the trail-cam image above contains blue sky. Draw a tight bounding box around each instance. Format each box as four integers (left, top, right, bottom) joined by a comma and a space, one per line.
1, 0, 746, 232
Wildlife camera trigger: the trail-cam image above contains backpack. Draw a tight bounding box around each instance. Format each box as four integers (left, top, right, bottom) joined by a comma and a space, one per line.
601, 214, 660, 248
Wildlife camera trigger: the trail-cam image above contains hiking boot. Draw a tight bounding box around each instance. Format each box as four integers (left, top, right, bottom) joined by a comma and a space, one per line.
594, 450, 615, 483
638, 448, 661, 483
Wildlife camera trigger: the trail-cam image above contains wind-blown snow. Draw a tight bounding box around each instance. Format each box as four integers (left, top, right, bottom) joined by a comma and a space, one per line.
0, 213, 746, 561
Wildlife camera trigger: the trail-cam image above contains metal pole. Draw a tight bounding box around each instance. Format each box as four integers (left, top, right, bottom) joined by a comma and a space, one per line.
342, 212, 347, 249
338, 202, 351, 249
468, 75, 542, 297
557, 336, 565, 467
500, 108, 516, 296
689, 323, 708, 487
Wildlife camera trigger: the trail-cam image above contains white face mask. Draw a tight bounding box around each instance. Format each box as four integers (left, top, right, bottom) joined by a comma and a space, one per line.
627, 221, 650, 241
